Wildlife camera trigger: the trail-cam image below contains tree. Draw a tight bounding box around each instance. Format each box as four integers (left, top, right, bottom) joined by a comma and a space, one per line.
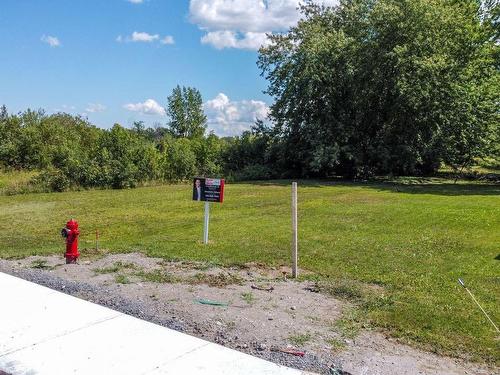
167, 85, 207, 139
222, 120, 278, 180
132, 121, 146, 137
0, 105, 7, 121
258, 0, 499, 177
159, 135, 197, 181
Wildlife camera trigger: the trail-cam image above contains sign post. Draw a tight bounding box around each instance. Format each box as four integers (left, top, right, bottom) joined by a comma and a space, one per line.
193, 177, 225, 245
204, 201, 210, 244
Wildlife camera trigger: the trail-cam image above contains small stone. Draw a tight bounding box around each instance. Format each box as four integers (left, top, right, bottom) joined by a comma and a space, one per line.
290, 306, 296, 310
257, 343, 267, 351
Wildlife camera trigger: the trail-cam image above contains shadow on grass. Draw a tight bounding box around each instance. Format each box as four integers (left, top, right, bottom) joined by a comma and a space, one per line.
234, 179, 500, 196
370, 182, 500, 196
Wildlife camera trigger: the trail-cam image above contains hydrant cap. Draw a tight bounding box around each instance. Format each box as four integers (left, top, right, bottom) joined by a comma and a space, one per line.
66, 219, 78, 230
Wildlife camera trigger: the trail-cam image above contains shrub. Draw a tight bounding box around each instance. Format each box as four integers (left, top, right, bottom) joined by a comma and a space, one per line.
34, 168, 71, 192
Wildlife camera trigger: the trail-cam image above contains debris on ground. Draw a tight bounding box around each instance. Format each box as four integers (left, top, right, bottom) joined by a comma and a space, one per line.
195, 298, 229, 307
251, 284, 274, 292
271, 347, 305, 357
304, 283, 320, 293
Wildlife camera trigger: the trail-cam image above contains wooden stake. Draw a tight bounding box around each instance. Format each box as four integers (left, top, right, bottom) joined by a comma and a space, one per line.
95, 229, 99, 251
291, 181, 298, 278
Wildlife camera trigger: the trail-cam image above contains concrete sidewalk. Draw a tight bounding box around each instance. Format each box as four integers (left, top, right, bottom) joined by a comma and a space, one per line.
0, 272, 309, 375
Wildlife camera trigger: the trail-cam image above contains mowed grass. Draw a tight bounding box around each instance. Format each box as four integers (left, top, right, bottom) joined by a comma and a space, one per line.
0, 180, 499, 363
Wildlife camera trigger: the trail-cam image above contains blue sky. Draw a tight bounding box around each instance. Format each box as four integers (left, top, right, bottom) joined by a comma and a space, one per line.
0, 0, 335, 135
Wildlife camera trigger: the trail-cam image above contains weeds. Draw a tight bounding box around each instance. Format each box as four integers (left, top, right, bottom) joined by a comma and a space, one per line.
93, 261, 137, 274
30, 259, 54, 270
320, 279, 392, 342
241, 292, 255, 305
316, 279, 365, 303
114, 274, 130, 284
333, 308, 363, 339
189, 261, 217, 271
188, 272, 243, 287
134, 269, 177, 283
327, 337, 346, 352
288, 333, 312, 347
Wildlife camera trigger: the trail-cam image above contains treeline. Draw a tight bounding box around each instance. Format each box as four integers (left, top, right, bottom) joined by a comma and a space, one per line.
0, 107, 221, 192
0, 104, 280, 192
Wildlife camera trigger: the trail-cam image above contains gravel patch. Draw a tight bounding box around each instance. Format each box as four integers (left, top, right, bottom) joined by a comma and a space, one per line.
1, 254, 495, 375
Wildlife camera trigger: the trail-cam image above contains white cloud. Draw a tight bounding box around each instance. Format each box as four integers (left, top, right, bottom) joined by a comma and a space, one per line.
189, 0, 337, 50
160, 35, 175, 45
85, 103, 106, 113
204, 93, 269, 136
116, 32, 174, 45
123, 99, 166, 116
201, 31, 268, 50
131, 31, 159, 42
116, 31, 158, 43
41, 35, 61, 47
127, 0, 144, 3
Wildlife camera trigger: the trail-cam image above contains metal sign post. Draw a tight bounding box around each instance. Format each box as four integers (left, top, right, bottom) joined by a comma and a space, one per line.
203, 201, 210, 244
193, 177, 224, 246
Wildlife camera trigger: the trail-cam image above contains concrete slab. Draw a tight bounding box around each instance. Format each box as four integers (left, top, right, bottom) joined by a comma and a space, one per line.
1, 288, 120, 356
0, 272, 307, 375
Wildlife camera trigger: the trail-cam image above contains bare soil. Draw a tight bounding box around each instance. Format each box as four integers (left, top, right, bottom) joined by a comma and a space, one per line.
0, 252, 496, 375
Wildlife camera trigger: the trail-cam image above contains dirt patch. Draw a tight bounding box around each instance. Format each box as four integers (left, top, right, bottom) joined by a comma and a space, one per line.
0, 253, 495, 375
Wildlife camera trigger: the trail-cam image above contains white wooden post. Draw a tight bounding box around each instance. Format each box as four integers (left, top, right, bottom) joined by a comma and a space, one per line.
203, 201, 210, 244
95, 229, 99, 252
291, 182, 298, 278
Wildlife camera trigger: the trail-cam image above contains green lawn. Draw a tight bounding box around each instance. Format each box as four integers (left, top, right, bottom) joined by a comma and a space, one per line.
0, 180, 498, 363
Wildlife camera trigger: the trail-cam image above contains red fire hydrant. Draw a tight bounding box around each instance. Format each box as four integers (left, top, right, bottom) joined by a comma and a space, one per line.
61, 219, 80, 264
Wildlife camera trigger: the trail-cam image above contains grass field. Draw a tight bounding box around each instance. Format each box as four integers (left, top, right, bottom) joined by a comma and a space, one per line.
0, 177, 498, 364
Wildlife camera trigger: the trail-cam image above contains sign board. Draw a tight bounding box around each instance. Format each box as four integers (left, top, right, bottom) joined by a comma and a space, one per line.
192, 177, 225, 203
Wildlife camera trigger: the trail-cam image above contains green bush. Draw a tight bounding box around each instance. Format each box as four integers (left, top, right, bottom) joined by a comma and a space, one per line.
34, 168, 71, 192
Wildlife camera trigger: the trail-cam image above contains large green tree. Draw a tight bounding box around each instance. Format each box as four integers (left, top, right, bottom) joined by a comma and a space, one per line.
258, 0, 499, 177
167, 85, 207, 139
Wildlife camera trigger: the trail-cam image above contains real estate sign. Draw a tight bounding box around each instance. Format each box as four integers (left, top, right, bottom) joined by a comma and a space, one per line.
192, 177, 225, 203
